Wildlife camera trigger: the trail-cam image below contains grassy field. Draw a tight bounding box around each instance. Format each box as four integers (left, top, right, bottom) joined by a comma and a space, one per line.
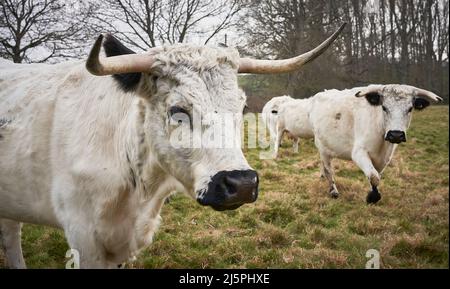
1, 106, 448, 269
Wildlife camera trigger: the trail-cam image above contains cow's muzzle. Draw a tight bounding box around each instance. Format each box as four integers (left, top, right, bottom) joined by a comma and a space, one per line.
197, 170, 259, 211
385, 130, 406, 144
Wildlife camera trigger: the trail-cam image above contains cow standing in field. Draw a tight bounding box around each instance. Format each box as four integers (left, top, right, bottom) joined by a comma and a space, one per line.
274, 97, 314, 157
261, 95, 297, 154
262, 96, 314, 158
0, 24, 346, 268
309, 85, 442, 203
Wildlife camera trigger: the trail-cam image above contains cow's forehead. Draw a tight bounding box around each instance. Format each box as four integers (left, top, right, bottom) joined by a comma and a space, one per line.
153, 44, 244, 111
380, 86, 415, 109
168, 81, 245, 113
381, 85, 415, 101
152, 44, 240, 73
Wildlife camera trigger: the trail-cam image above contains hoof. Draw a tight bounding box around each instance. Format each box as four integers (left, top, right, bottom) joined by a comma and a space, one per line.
330, 189, 339, 199
366, 191, 381, 204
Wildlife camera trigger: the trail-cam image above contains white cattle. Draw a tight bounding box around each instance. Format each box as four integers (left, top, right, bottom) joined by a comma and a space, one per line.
274, 97, 314, 157
309, 84, 442, 203
0, 25, 345, 268
261, 95, 314, 158
261, 96, 295, 153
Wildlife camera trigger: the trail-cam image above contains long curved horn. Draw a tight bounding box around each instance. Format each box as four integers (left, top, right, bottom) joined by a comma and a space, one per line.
86, 34, 156, 76
238, 23, 346, 74
415, 88, 443, 102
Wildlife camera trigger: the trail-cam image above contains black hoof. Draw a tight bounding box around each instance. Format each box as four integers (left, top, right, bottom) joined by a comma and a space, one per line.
366, 191, 381, 204
329, 189, 339, 199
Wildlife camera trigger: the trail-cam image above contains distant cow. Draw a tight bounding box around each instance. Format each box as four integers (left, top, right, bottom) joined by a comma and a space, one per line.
0, 25, 345, 268
261, 96, 296, 153
309, 84, 442, 203
262, 96, 314, 158
275, 97, 314, 157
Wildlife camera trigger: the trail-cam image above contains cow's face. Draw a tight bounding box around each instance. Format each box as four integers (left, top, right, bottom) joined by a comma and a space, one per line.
356, 85, 435, 144
88, 27, 347, 209
137, 46, 257, 211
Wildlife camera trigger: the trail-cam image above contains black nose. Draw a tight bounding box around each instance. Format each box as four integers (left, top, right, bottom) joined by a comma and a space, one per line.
385, 130, 406, 143
197, 170, 259, 211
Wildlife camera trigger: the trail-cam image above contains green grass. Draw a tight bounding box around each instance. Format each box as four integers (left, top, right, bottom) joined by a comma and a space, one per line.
1, 106, 448, 268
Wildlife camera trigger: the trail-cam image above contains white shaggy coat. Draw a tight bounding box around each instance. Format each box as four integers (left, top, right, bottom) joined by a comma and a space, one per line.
309, 84, 440, 201
0, 44, 252, 268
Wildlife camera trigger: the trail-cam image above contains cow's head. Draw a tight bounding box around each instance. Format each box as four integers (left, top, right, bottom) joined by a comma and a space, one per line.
85, 24, 345, 211
356, 84, 442, 144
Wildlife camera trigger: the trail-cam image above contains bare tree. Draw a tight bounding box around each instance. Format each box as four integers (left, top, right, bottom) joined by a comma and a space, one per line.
91, 0, 245, 51
240, 0, 345, 97
0, 0, 95, 63
240, 0, 449, 103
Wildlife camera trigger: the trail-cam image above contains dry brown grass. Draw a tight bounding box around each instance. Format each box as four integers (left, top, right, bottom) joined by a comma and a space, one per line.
1, 106, 448, 269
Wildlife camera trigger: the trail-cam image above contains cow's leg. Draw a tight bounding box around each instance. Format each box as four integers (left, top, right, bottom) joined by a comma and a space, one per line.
319, 162, 325, 179
0, 219, 26, 269
320, 152, 339, 198
64, 226, 115, 269
273, 129, 283, 159
51, 175, 112, 268
269, 122, 277, 147
292, 137, 299, 153
351, 148, 381, 204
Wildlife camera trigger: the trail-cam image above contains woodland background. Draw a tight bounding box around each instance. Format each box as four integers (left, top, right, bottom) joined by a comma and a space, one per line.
1, 0, 449, 108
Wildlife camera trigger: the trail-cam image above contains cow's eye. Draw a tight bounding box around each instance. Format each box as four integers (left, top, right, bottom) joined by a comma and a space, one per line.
169, 106, 190, 125
382, 105, 388, 112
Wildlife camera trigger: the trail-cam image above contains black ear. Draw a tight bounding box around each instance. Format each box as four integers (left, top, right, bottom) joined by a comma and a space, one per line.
365, 92, 382, 106
243, 104, 249, 114
103, 34, 142, 92
413, 98, 430, 110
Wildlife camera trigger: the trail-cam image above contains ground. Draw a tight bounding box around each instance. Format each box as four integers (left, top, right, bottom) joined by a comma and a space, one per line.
1, 106, 448, 269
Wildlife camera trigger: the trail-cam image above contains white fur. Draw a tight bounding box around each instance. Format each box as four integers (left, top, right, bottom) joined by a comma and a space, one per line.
0, 44, 252, 268
261, 95, 293, 143
261, 95, 313, 158
309, 84, 436, 199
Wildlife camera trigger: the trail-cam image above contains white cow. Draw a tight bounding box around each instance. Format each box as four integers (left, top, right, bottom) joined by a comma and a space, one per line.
0, 25, 345, 268
261, 96, 314, 158
274, 97, 314, 157
261, 96, 296, 153
309, 84, 442, 203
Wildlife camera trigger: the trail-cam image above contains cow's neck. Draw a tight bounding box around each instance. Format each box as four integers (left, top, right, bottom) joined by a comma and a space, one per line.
118, 98, 178, 250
